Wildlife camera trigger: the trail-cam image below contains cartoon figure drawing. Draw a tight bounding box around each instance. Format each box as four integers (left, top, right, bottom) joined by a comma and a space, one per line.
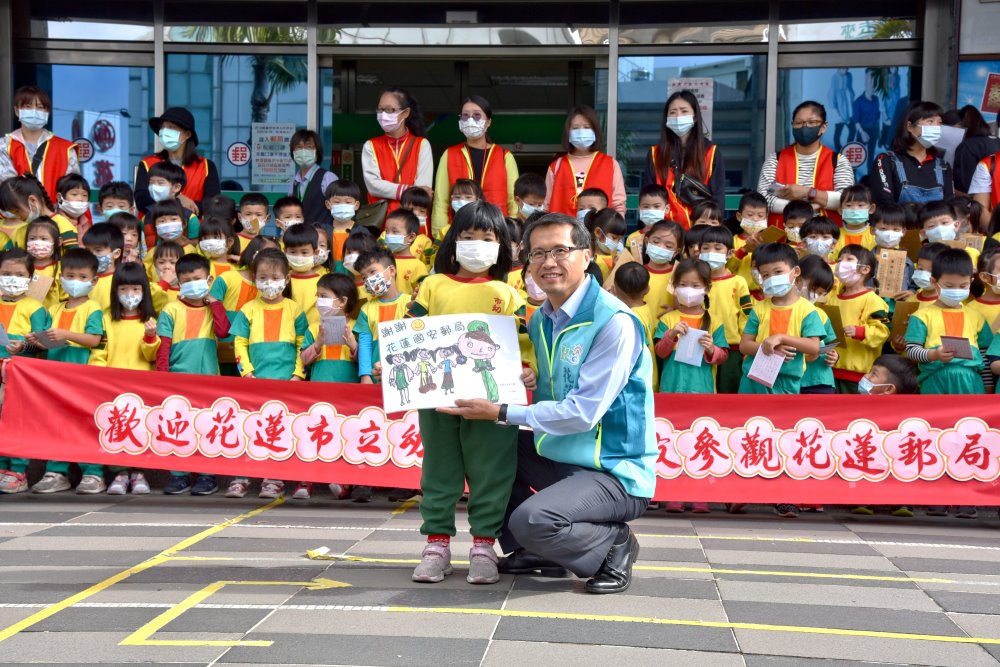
415, 348, 438, 394
436, 345, 460, 395
385, 353, 415, 405
457, 320, 502, 403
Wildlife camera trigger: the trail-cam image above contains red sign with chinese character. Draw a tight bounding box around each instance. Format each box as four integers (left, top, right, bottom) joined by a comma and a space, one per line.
981, 72, 1000, 115
1, 357, 1000, 504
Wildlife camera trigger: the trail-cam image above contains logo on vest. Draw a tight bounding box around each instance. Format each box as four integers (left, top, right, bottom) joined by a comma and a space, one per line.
559, 343, 584, 365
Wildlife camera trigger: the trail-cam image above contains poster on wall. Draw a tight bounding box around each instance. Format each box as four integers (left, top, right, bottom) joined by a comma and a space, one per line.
251, 123, 295, 186
668, 77, 714, 138
957, 61, 1000, 125
377, 314, 527, 414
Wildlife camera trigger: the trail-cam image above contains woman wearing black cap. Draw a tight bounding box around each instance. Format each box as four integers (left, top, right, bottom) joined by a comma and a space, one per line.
134, 107, 221, 214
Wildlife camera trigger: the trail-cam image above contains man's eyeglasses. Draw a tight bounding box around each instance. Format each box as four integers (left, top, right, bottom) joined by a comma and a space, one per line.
526, 246, 588, 264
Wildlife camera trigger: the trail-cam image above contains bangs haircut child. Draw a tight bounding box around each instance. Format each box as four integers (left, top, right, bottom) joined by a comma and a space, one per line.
174, 252, 210, 278
238, 235, 277, 268
931, 247, 973, 280
400, 186, 432, 211
801, 216, 841, 241
154, 240, 184, 263
435, 200, 512, 281
149, 199, 186, 226
753, 242, 799, 270
250, 248, 292, 299
147, 161, 186, 189
871, 203, 906, 229
701, 224, 735, 250
613, 262, 650, 298
273, 196, 304, 219
97, 181, 134, 207
282, 222, 319, 250
56, 173, 89, 198
917, 241, 948, 265
317, 272, 360, 315
684, 223, 712, 253
783, 199, 814, 222
60, 247, 99, 275
110, 262, 155, 321
356, 247, 396, 274
514, 172, 546, 200
82, 223, 124, 255
738, 191, 768, 212
324, 179, 362, 201
26, 217, 62, 262
873, 353, 919, 395
798, 254, 835, 292
691, 200, 724, 224
588, 208, 627, 237
451, 178, 483, 199
840, 184, 873, 205
639, 183, 670, 203
643, 219, 685, 261
108, 212, 142, 236
239, 192, 269, 210
199, 216, 239, 256
917, 200, 955, 226
0, 247, 33, 274
386, 208, 421, 237
578, 187, 609, 208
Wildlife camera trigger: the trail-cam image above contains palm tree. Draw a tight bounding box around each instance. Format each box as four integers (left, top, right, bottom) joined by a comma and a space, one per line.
861, 20, 914, 98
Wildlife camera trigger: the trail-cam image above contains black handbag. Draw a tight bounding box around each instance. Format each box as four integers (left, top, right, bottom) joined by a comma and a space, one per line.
674, 172, 714, 208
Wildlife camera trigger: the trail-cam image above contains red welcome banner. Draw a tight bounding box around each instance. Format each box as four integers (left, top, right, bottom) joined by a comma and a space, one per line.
1, 357, 999, 504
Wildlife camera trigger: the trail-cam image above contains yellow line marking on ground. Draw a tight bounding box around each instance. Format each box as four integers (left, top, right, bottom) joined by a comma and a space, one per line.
0, 498, 284, 644
307, 553, 959, 584
120, 576, 350, 647
391, 498, 419, 516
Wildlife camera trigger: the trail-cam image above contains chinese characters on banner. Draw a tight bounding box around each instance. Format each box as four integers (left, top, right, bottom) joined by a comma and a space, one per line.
1, 357, 999, 504
378, 314, 527, 413
250, 123, 295, 186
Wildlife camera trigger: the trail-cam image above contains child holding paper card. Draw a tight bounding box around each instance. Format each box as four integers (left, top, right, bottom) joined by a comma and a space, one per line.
738, 243, 824, 395
796, 255, 838, 395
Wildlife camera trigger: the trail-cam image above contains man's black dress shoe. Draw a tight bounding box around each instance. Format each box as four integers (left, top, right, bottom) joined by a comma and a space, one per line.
497, 548, 568, 577
585, 524, 639, 594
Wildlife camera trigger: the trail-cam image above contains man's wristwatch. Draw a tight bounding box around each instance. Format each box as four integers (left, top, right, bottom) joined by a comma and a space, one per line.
807, 187, 818, 201
496, 404, 510, 426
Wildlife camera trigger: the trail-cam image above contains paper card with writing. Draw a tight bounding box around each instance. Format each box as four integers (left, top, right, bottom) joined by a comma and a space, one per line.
321, 316, 347, 346
27, 274, 53, 304
940, 335, 974, 360
819, 341, 840, 355
34, 331, 67, 350
900, 230, 923, 263
890, 300, 919, 342
760, 225, 787, 245
675, 327, 707, 367
875, 249, 908, 298
378, 314, 526, 413
747, 350, 784, 389
819, 304, 848, 347
960, 233, 986, 252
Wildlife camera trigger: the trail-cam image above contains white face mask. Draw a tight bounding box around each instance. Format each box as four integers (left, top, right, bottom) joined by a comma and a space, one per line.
343, 252, 360, 274
639, 209, 665, 225
459, 118, 487, 139
916, 124, 941, 148
330, 203, 356, 220
0, 275, 31, 297
525, 274, 546, 301
666, 115, 696, 136
455, 240, 500, 273
17, 108, 49, 130
674, 286, 706, 307
805, 237, 834, 257
452, 199, 471, 213
875, 229, 903, 248
256, 279, 287, 299
26, 239, 54, 259
317, 297, 342, 315
199, 238, 228, 258
286, 254, 316, 271
378, 111, 402, 133
149, 184, 173, 203
315, 248, 330, 267
59, 199, 90, 218
156, 221, 184, 241
785, 227, 802, 244
925, 224, 956, 243
911, 269, 933, 289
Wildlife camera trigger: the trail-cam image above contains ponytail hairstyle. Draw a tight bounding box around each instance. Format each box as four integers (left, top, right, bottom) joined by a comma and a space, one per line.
655, 90, 708, 184
671, 257, 713, 334
0, 174, 54, 218
382, 87, 426, 137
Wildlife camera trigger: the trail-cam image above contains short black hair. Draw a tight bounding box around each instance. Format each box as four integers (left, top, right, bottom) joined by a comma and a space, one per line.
691, 200, 724, 223
199, 216, 240, 256
317, 272, 359, 314
282, 222, 319, 250
435, 200, 513, 281
917, 241, 948, 264
56, 173, 89, 197
290, 128, 324, 163
873, 354, 919, 395
638, 183, 669, 203
175, 253, 210, 278
201, 194, 237, 222
514, 172, 546, 200
385, 208, 421, 236
783, 200, 814, 223
238, 235, 278, 268
801, 216, 841, 240
700, 225, 735, 250
931, 247, 973, 279
577, 187, 609, 207
872, 203, 906, 228
251, 248, 292, 287
356, 247, 396, 273
273, 196, 304, 218
522, 212, 591, 256
239, 192, 269, 210
108, 212, 142, 235
98, 181, 134, 206
792, 100, 827, 122
344, 226, 379, 256
149, 199, 186, 226
60, 247, 99, 276
82, 223, 124, 254
506, 217, 523, 245
324, 179, 362, 201
738, 191, 768, 212
840, 184, 872, 206
684, 223, 712, 250
918, 200, 955, 226
643, 220, 685, 256
753, 242, 799, 270
588, 208, 626, 236
148, 161, 186, 187
0, 248, 33, 276
400, 186, 431, 211
450, 179, 483, 199
798, 254, 834, 292
154, 240, 184, 262
110, 262, 155, 321
614, 262, 650, 298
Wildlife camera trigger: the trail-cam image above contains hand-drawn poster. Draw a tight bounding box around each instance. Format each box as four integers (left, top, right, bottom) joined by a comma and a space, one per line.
378, 314, 527, 413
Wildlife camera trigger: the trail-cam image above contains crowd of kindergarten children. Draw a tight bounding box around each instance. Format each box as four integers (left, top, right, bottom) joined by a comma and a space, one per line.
0, 117, 999, 535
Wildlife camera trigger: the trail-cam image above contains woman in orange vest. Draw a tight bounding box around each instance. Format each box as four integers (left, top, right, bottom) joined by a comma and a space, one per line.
545, 105, 625, 217
431, 95, 519, 239
641, 90, 725, 229
757, 101, 855, 228
969, 150, 1000, 229
362, 87, 434, 227
0, 86, 79, 205
134, 107, 220, 215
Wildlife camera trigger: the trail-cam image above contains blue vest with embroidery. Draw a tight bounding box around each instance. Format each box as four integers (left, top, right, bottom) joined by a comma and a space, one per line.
528, 277, 657, 498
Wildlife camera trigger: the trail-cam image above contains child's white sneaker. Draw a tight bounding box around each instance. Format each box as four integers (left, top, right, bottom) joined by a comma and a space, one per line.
130, 473, 150, 495
107, 473, 130, 495
76, 475, 107, 495
258, 479, 284, 499
32, 472, 70, 494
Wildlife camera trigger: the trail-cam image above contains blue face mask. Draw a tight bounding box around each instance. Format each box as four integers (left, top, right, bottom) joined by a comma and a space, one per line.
568, 128, 596, 150
938, 287, 969, 307
385, 234, 409, 253
646, 245, 675, 265
597, 237, 624, 255
925, 224, 956, 243
520, 203, 543, 218
158, 128, 183, 151
18, 108, 49, 130
451, 199, 470, 213
762, 272, 794, 298
911, 270, 933, 289
330, 203, 356, 220
842, 208, 870, 227
700, 252, 728, 271
179, 278, 210, 301
576, 208, 592, 223
60, 277, 94, 298
95, 254, 113, 274
102, 207, 127, 220
639, 209, 665, 225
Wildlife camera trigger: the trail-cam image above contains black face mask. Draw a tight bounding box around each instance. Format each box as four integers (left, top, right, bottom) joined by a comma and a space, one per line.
792, 126, 823, 146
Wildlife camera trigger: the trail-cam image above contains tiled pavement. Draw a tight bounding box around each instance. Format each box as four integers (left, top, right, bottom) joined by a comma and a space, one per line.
2, 494, 1000, 666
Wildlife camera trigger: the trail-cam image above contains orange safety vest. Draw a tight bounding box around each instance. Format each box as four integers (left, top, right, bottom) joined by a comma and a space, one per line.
367, 134, 425, 216
140, 154, 210, 202
650, 144, 717, 229
768, 144, 843, 228
7, 135, 78, 204
445, 144, 510, 216
548, 152, 616, 216
979, 152, 1000, 209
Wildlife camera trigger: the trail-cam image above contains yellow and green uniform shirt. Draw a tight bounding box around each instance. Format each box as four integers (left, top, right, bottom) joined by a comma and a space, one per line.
89, 270, 116, 312
802, 307, 837, 389
208, 270, 258, 344
708, 272, 752, 347
833, 226, 877, 254
90, 315, 160, 370
740, 296, 825, 394
0, 296, 50, 359
157, 300, 223, 375
304, 318, 358, 383
393, 255, 428, 295
827, 289, 890, 381
967, 297, 1000, 351
654, 311, 728, 394
354, 292, 411, 377
905, 303, 990, 394
644, 263, 675, 317
730, 234, 761, 293
232, 297, 309, 379
31, 260, 63, 308
46, 299, 104, 364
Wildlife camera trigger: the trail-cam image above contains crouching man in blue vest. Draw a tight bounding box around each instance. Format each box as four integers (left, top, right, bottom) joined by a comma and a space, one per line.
439, 212, 656, 594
